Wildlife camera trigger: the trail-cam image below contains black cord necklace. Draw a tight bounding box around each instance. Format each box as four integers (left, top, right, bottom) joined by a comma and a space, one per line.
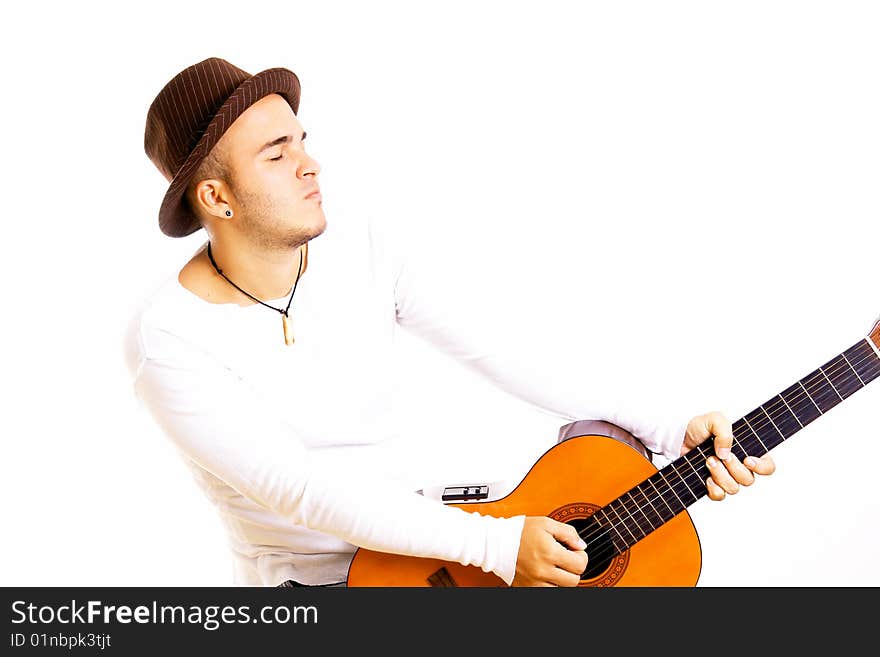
206, 241, 305, 345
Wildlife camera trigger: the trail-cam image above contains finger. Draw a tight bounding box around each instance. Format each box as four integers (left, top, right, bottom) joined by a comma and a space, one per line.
525, 564, 565, 587
720, 453, 756, 487
555, 545, 589, 577
705, 411, 735, 461
547, 568, 582, 587
744, 454, 776, 476
549, 519, 587, 552
705, 474, 726, 501
684, 414, 713, 451
706, 456, 739, 495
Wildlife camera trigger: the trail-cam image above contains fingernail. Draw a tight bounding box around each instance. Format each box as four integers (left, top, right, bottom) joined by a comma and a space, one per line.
745, 456, 757, 467
707, 456, 718, 467
717, 447, 731, 460
578, 539, 587, 550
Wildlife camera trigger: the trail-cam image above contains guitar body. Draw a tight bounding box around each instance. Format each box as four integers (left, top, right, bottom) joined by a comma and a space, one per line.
347, 431, 702, 587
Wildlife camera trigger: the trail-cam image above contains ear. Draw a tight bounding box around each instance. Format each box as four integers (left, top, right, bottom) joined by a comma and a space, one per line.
191, 178, 231, 219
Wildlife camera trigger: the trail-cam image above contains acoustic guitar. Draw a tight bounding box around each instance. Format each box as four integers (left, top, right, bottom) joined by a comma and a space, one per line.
347, 318, 880, 586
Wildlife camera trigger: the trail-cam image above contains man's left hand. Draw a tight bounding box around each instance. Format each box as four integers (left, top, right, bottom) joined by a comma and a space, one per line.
680, 411, 776, 501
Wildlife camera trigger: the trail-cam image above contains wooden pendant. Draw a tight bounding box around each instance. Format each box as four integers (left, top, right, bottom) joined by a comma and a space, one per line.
282, 313, 295, 345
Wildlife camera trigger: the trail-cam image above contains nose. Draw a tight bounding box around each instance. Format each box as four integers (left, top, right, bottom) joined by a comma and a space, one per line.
298, 151, 321, 179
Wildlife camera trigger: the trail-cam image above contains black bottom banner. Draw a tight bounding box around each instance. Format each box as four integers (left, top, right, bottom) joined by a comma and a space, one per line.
1, 586, 872, 653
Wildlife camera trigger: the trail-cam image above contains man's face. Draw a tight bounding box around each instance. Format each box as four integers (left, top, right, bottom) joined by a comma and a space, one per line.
216, 93, 325, 249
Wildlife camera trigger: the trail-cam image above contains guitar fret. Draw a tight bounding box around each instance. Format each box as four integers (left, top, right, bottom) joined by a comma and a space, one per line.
752, 406, 786, 451
779, 383, 818, 427
636, 482, 669, 523
682, 453, 704, 479
684, 452, 711, 498
759, 404, 786, 441
819, 366, 844, 401
609, 501, 641, 543
629, 486, 657, 526
656, 470, 689, 510
733, 416, 769, 457
826, 353, 863, 399
852, 340, 880, 385
626, 491, 656, 532
841, 352, 866, 387
624, 498, 649, 539
730, 432, 749, 459
732, 425, 754, 456
778, 392, 804, 429
596, 508, 626, 550
804, 368, 843, 413
797, 380, 824, 415
765, 397, 801, 439
646, 477, 679, 519
669, 462, 700, 503
742, 415, 768, 452
696, 442, 717, 465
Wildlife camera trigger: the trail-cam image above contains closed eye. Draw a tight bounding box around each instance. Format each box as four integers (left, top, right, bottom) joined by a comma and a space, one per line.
269, 154, 284, 161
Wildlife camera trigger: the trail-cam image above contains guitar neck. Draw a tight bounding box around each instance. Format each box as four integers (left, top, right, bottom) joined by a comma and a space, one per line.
596, 332, 880, 553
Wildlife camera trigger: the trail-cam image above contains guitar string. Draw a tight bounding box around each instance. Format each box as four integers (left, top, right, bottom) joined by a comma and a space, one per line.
721, 340, 877, 439
574, 442, 722, 571
614, 338, 878, 502
575, 342, 879, 566
577, 445, 760, 571
657, 338, 875, 455
588, 339, 879, 532
579, 417, 849, 573
569, 341, 880, 569
574, 343, 880, 569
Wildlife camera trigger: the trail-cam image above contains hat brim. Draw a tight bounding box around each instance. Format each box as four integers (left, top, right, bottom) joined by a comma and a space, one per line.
157, 67, 301, 238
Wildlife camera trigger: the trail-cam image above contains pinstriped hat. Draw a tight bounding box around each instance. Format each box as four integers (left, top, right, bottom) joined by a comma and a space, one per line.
144, 57, 301, 238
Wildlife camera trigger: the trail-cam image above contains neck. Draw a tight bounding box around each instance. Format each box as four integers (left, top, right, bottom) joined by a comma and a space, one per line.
205, 238, 308, 303
589, 332, 880, 560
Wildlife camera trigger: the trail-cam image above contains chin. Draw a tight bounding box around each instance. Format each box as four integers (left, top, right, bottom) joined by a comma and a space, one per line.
308, 211, 327, 237
296, 210, 326, 243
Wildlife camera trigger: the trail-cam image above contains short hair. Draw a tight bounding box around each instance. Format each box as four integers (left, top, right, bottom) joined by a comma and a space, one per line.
183, 144, 233, 224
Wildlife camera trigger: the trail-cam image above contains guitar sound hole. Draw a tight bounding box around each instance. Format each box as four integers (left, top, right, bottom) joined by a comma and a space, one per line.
566, 517, 615, 580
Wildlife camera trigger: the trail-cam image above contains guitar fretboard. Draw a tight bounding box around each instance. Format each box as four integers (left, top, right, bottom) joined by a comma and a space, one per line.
591, 337, 880, 555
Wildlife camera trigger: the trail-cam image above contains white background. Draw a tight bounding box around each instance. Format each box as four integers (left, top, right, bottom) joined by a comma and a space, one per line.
2, 1, 879, 587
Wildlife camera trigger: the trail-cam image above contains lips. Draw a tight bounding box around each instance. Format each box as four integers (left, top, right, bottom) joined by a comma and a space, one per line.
304, 188, 321, 200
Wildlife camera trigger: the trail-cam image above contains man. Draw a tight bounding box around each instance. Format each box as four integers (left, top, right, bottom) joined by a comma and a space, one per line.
127, 57, 775, 587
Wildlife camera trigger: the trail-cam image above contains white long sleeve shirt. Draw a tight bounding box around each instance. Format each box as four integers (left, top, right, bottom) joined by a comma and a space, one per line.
124, 212, 688, 587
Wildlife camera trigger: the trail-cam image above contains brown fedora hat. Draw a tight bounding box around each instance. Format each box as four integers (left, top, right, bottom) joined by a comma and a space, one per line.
144, 57, 301, 238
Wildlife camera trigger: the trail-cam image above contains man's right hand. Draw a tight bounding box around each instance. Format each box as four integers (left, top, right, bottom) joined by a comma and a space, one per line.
512, 516, 589, 587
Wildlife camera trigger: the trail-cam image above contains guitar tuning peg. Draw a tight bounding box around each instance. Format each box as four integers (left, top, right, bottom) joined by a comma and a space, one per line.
870, 315, 880, 351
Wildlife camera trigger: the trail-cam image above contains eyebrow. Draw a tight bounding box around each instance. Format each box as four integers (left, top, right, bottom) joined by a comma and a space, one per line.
257, 131, 307, 155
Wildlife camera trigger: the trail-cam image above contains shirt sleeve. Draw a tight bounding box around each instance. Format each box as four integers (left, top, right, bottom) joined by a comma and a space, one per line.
383, 218, 689, 464
131, 327, 525, 585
